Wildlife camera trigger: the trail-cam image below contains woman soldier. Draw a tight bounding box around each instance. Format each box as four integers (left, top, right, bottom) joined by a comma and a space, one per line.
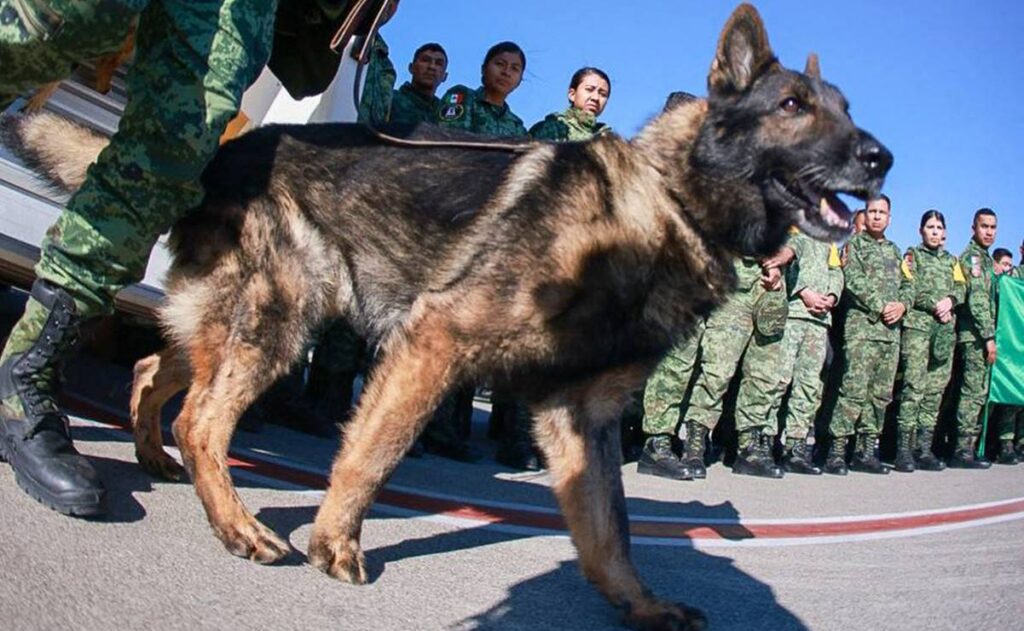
529, 66, 612, 141
437, 41, 527, 136
432, 42, 529, 464
894, 210, 966, 471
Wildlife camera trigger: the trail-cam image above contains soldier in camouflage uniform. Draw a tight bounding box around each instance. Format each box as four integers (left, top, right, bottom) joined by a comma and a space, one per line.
0, 0, 281, 516
389, 42, 447, 125
989, 245, 1020, 464
355, 33, 395, 125
438, 41, 527, 137
354, 1, 397, 126
825, 195, 911, 475
679, 254, 789, 479
950, 208, 999, 469
769, 230, 844, 475
636, 321, 704, 480
894, 210, 965, 472
438, 41, 530, 466
529, 67, 612, 141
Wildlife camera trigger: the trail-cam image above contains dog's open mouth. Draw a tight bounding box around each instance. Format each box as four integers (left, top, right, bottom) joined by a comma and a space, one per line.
769, 175, 859, 242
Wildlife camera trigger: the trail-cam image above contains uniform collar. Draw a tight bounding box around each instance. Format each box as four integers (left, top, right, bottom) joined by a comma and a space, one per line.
399, 82, 437, 104
474, 86, 512, 117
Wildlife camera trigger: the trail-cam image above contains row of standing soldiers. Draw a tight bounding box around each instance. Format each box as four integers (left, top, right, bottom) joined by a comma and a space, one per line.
638, 202, 1020, 481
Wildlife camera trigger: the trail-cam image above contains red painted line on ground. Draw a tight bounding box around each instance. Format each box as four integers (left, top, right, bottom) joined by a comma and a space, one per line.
65, 394, 1024, 540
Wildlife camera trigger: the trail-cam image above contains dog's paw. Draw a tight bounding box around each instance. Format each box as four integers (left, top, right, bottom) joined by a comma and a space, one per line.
136, 448, 188, 482
624, 600, 707, 631
307, 534, 368, 584
217, 519, 291, 564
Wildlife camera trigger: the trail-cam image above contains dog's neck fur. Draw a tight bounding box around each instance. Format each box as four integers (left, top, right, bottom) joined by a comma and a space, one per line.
633, 99, 736, 273
633, 100, 732, 248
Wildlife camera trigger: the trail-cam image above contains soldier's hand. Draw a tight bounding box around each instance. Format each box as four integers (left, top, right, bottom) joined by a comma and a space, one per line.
881, 301, 906, 325
761, 266, 783, 291
799, 289, 829, 315
986, 339, 997, 365
934, 297, 954, 321
762, 246, 796, 270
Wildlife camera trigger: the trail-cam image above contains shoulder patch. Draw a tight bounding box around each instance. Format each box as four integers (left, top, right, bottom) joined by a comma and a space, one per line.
440, 104, 465, 121
788, 225, 800, 235
971, 255, 982, 278
828, 244, 842, 268
901, 259, 914, 280
952, 261, 967, 283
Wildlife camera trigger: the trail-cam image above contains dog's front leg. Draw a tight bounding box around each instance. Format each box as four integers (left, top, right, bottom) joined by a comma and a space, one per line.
308, 313, 458, 583
533, 367, 707, 631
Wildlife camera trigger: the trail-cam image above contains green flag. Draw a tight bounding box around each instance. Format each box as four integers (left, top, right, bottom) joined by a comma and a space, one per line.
989, 275, 1024, 405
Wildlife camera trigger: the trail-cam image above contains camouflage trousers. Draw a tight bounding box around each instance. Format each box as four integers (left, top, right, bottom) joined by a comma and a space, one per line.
684, 289, 784, 435
895, 327, 954, 434
775, 318, 829, 441
954, 339, 990, 440
994, 405, 1024, 442
828, 337, 899, 438
642, 320, 705, 436
0, 0, 276, 320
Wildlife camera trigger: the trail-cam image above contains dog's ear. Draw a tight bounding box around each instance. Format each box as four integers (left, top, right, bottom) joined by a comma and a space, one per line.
804, 53, 821, 80
708, 3, 779, 96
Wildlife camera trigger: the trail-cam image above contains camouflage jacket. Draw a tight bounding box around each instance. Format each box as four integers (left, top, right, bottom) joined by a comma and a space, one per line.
389, 82, 440, 125
785, 230, 844, 326
528, 106, 610, 141
902, 245, 966, 332
437, 85, 527, 137
356, 35, 396, 126
955, 239, 996, 343
841, 232, 912, 342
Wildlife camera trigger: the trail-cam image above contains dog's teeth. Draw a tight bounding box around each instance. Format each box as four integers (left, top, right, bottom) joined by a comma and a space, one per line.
819, 197, 830, 218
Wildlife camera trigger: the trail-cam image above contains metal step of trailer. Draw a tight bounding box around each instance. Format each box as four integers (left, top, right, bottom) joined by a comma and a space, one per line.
0, 64, 167, 319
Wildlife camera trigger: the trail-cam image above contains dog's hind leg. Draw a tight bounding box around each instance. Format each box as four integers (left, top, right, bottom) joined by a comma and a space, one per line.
308, 311, 458, 584
130, 347, 190, 481
172, 331, 300, 564
532, 364, 707, 631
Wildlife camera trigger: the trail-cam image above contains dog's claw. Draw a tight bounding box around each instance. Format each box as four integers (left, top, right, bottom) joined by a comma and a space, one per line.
218, 520, 291, 564
308, 535, 369, 584
625, 601, 707, 631
136, 449, 188, 482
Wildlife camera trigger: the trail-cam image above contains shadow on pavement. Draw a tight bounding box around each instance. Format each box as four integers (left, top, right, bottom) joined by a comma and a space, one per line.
257, 490, 806, 631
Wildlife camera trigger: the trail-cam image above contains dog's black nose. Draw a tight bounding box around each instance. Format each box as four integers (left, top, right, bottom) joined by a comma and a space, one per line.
856, 133, 893, 178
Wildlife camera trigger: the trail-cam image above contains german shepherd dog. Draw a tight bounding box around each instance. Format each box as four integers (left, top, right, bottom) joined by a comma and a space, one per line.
3, 5, 890, 629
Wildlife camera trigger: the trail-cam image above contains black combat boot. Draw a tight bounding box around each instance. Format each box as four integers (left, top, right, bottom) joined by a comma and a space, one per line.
893, 428, 916, 473
680, 421, 708, 479
996, 440, 1019, 465
0, 280, 105, 516
947, 436, 991, 469
637, 435, 694, 480
849, 434, 890, 474
733, 429, 784, 479
495, 404, 540, 471
782, 438, 822, 475
823, 436, 849, 475
913, 426, 946, 471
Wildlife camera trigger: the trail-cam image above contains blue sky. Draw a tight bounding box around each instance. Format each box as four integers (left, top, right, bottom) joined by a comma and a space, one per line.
384, 1, 1022, 257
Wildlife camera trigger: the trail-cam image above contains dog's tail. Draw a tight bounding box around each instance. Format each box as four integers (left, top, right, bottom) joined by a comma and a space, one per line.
0, 111, 109, 194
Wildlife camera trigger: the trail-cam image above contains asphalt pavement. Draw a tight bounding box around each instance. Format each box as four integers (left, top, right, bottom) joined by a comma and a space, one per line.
0, 292, 1022, 630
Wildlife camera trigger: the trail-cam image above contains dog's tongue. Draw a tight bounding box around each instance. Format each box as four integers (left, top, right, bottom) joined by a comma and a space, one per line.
818, 193, 851, 228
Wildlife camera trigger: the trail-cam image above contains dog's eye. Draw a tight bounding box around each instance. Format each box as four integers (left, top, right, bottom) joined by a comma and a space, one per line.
779, 97, 803, 114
